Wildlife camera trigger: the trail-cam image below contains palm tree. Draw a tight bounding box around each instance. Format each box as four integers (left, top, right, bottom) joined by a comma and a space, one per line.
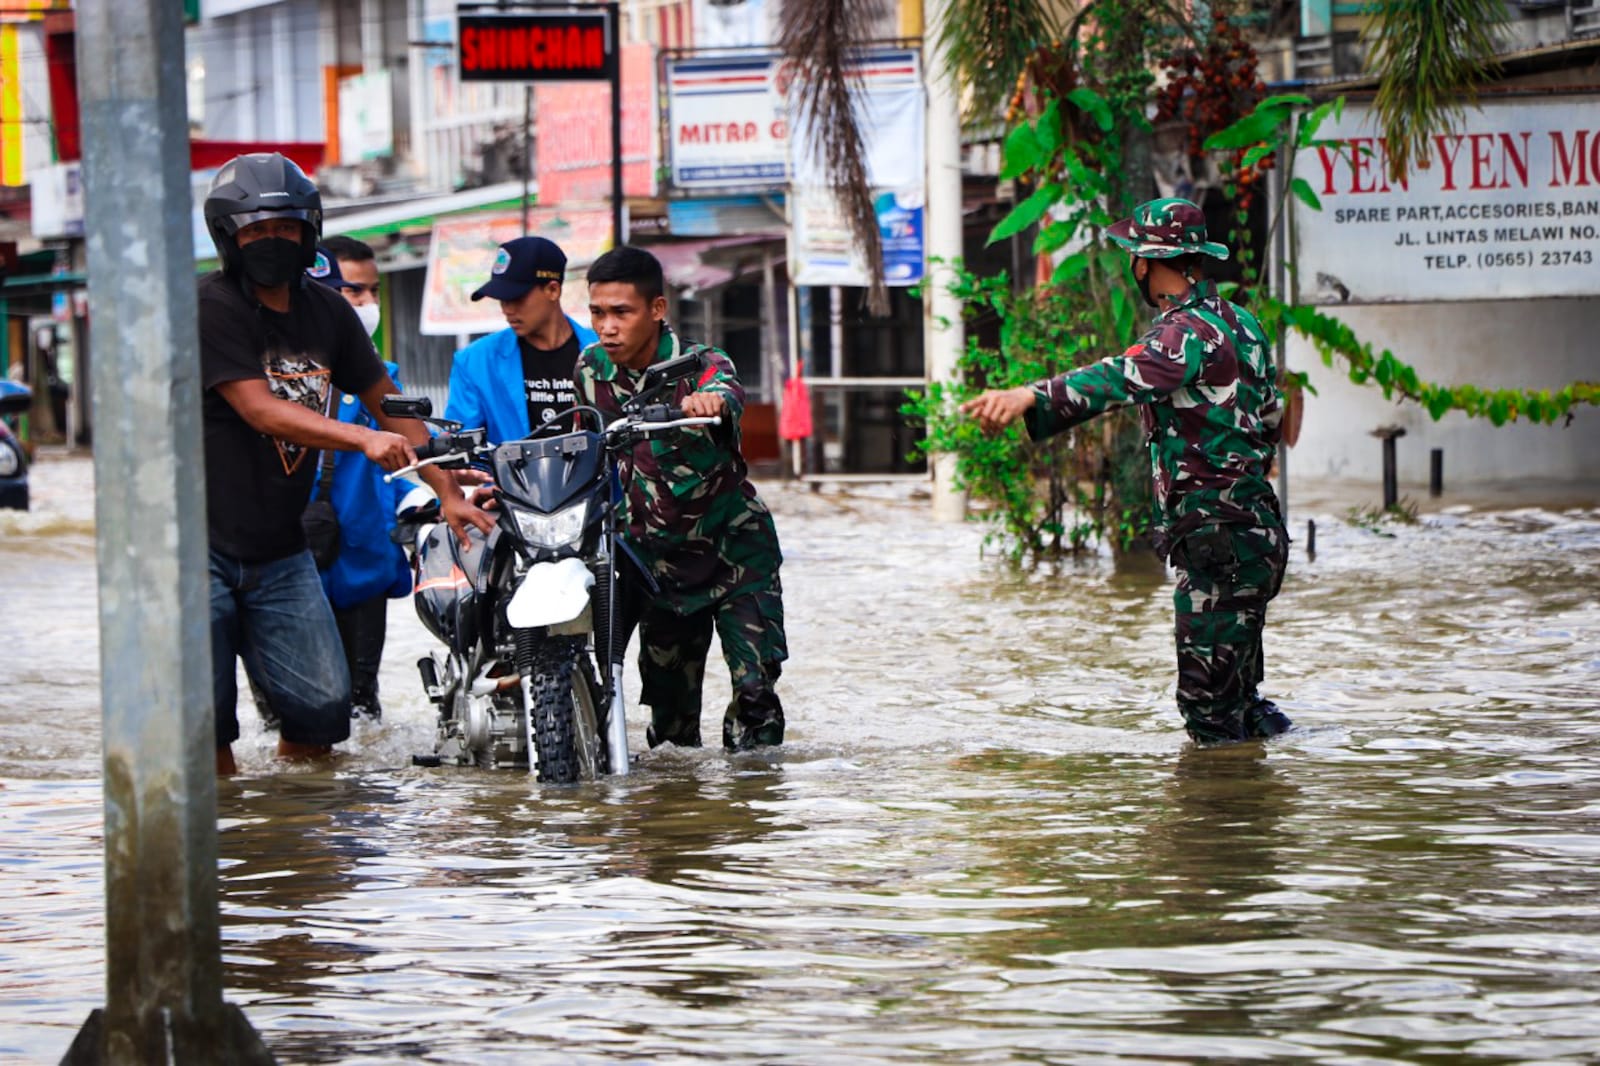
779, 0, 1511, 243
1360, 0, 1506, 183
777, 0, 1070, 314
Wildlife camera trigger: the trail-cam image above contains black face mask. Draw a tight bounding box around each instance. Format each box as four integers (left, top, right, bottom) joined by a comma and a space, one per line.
1132, 257, 1158, 308
238, 237, 306, 289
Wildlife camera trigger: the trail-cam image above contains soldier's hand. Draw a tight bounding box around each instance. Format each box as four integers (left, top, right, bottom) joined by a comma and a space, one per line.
960, 387, 1036, 434
362, 429, 419, 471
681, 391, 726, 419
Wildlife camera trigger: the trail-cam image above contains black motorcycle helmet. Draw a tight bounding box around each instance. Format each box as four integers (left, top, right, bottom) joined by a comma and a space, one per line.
203, 152, 322, 275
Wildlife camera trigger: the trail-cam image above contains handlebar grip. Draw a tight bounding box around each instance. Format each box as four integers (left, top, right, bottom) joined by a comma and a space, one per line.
639, 404, 680, 422
416, 435, 456, 461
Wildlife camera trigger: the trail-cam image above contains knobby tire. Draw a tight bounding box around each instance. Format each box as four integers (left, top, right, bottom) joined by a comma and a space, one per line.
524, 635, 605, 783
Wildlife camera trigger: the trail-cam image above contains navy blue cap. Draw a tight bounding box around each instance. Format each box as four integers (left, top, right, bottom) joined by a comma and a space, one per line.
306, 246, 359, 290
471, 236, 567, 302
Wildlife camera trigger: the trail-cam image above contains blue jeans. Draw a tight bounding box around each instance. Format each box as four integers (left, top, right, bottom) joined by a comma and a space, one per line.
210, 548, 351, 748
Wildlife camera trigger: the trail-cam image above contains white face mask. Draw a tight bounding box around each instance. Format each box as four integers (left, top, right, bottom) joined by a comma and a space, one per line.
354, 302, 381, 337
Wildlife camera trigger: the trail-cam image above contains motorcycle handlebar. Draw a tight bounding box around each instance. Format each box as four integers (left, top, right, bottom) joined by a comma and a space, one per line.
604, 412, 722, 440
416, 435, 460, 461
383, 432, 490, 483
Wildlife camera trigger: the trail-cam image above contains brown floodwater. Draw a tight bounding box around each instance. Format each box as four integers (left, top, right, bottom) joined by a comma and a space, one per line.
2, 454, 1598, 1064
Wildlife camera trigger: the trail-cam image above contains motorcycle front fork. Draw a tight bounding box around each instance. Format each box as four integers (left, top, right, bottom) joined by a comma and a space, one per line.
606, 658, 630, 775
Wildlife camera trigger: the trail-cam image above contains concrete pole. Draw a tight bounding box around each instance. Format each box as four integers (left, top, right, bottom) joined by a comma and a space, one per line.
760, 246, 783, 404
66, 0, 270, 1061
923, 0, 966, 522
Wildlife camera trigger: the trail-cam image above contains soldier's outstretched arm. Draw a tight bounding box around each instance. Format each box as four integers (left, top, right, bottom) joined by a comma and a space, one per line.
960, 386, 1036, 434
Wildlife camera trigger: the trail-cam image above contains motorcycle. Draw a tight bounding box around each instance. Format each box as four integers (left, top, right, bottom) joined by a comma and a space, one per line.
381, 351, 717, 783
0, 381, 31, 511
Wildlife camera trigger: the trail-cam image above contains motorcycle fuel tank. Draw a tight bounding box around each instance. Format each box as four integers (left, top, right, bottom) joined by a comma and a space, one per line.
413, 523, 497, 653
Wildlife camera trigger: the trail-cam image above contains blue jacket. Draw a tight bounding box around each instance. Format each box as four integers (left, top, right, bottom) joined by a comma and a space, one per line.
443, 316, 598, 444
314, 360, 413, 609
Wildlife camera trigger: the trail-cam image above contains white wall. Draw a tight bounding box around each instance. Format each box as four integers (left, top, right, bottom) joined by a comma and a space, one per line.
1286, 297, 1600, 491
189, 0, 324, 143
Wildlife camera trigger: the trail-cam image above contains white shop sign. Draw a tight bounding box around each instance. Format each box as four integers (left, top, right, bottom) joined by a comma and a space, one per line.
665, 51, 790, 190
1292, 95, 1600, 304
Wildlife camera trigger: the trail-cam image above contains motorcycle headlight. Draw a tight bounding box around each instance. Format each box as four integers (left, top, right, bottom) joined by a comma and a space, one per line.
0, 443, 19, 478
508, 501, 587, 549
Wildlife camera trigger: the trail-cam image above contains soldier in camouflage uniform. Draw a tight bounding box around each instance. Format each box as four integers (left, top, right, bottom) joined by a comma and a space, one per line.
962, 198, 1292, 746
575, 245, 787, 751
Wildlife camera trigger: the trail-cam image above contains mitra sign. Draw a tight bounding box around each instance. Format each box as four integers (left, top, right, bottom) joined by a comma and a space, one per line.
457, 6, 617, 82
1292, 95, 1600, 304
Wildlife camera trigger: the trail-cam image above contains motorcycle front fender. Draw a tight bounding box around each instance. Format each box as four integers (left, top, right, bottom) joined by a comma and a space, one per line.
505, 556, 595, 630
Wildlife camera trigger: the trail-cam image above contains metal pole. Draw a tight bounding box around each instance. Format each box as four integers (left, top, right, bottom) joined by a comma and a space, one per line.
1383, 438, 1398, 509
829, 286, 845, 470
1371, 425, 1405, 510
795, 285, 814, 478
67, 0, 271, 1061
924, 0, 967, 522
608, 1, 624, 249
1430, 447, 1444, 497
1268, 145, 1289, 527
522, 84, 533, 236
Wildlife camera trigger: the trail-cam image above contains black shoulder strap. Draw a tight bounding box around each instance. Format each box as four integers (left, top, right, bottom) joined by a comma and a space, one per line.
315, 388, 341, 499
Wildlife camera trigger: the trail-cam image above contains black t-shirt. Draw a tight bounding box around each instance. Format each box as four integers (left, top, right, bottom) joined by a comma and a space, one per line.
518, 332, 581, 434
199, 271, 386, 562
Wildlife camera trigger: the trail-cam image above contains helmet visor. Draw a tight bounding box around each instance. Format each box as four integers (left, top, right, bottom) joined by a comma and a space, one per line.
215, 207, 319, 238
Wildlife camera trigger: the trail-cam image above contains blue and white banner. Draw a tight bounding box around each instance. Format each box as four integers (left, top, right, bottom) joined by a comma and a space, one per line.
788, 49, 926, 288
791, 186, 925, 288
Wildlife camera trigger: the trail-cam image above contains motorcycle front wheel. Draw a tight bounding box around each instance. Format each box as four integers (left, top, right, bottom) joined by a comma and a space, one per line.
518, 633, 606, 783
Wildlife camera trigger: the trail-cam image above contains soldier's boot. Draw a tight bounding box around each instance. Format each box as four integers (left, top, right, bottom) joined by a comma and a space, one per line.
1183, 708, 1248, 747
645, 704, 702, 749
1244, 698, 1292, 738
722, 683, 784, 751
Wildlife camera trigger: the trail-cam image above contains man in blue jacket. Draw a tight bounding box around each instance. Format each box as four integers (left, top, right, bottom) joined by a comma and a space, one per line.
444, 235, 598, 443
300, 239, 412, 720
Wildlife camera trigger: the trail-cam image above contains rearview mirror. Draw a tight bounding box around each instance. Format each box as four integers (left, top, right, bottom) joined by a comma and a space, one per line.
381, 394, 432, 419
641, 352, 704, 393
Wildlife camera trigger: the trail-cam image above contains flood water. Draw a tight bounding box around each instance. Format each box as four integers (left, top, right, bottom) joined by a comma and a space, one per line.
3, 454, 1599, 1064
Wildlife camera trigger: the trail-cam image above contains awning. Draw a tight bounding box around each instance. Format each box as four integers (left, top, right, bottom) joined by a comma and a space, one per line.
648, 235, 782, 296
322, 181, 536, 243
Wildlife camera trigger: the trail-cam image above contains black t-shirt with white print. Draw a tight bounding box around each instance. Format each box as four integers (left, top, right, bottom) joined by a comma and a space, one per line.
199, 271, 386, 563
518, 331, 581, 434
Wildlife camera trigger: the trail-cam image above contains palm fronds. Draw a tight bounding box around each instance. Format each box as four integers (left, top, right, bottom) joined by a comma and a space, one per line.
933, 0, 1059, 120
1361, 0, 1506, 182
779, 0, 890, 314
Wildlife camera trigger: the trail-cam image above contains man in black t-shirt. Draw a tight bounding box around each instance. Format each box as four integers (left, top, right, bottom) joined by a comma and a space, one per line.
443, 236, 598, 444
201, 153, 494, 776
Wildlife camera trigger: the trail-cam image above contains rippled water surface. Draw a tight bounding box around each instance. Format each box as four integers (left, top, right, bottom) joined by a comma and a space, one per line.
3, 455, 1599, 1064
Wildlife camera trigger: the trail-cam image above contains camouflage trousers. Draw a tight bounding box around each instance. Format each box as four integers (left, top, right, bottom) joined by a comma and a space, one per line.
631, 576, 788, 750
1170, 522, 1290, 745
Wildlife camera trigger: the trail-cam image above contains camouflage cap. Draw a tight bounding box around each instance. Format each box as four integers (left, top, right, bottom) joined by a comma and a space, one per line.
1107, 197, 1230, 261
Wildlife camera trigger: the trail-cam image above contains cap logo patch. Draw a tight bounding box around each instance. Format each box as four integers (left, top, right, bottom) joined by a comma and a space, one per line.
492, 248, 512, 275
308, 251, 332, 279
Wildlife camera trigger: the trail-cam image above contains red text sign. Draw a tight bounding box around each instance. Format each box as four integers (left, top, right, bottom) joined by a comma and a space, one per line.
458, 10, 616, 82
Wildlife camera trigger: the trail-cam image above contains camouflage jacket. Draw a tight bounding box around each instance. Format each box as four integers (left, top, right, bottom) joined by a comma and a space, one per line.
1023, 279, 1283, 555
573, 325, 782, 614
